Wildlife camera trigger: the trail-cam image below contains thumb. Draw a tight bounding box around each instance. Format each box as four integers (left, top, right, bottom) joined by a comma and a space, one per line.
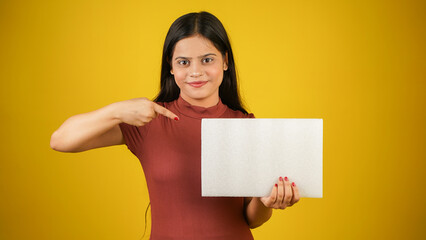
261, 184, 278, 207
153, 103, 179, 121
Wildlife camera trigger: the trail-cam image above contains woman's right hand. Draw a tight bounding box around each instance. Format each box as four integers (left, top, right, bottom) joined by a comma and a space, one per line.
116, 97, 179, 127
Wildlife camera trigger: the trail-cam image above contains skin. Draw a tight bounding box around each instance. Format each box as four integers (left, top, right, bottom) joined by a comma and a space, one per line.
170, 34, 301, 228
245, 176, 301, 228
170, 34, 227, 108
50, 34, 300, 229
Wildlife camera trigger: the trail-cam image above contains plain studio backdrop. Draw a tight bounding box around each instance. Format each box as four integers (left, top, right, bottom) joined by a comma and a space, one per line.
0, 0, 425, 239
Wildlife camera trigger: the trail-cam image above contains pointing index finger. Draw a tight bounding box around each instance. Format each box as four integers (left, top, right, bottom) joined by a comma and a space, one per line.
153, 103, 179, 121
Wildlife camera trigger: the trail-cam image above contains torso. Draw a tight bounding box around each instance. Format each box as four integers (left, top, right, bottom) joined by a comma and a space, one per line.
120, 96, 254, 240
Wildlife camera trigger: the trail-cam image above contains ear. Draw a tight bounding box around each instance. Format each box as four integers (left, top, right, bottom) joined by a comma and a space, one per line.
223, 52, 228, 71
168, 56, 174, 75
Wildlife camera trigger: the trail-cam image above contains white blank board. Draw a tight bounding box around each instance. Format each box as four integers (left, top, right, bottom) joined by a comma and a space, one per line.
201, 118, 323, 198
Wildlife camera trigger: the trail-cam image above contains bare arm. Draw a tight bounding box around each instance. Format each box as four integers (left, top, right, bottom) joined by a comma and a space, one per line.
244, 177, 301, 228
50, 102, 124, 152
244, 197, 273, 228
50, 98, 179, 153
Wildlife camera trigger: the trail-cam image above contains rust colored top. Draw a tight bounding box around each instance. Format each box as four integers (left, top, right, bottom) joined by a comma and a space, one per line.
119, 95, 255, 240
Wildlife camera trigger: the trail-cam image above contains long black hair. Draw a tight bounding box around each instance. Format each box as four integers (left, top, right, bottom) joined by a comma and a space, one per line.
154, 11, 248, 114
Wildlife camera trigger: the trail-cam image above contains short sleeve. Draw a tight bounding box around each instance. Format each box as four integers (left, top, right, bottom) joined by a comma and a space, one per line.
118, 122, 144, 156
246, 113, 255, 118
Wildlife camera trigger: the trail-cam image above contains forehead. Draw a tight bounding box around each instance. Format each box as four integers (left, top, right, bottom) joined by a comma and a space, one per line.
172, 35, 221, 57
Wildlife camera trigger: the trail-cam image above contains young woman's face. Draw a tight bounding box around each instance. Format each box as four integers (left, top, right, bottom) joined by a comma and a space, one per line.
171, 34, 228, 108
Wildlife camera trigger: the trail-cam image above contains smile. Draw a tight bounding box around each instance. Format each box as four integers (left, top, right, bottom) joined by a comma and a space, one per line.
187, 81, 208, 88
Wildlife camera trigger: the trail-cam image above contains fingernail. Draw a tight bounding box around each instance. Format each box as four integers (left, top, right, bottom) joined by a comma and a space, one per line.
174, 117, 179, 121
292, 182, 296, 187
279, 177, 283, 181
275, 184, 278, 187
284, 176, 288, 181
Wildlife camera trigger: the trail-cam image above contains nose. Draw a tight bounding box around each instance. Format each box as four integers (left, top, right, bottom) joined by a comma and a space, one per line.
189, 62, 204, 78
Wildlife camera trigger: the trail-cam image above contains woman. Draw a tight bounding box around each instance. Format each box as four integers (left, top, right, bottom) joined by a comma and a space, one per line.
50, 11, 300, 239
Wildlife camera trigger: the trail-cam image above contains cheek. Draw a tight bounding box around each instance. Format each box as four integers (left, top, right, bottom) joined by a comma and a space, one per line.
208, 67, 224, 83
173, 70, 187, 84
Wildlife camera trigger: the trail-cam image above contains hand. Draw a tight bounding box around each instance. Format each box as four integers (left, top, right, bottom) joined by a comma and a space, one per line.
260, 176, 300, 209
115, 97, 179, 127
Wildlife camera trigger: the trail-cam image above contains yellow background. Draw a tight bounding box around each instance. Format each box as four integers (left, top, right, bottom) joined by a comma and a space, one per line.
1, 0, 425, 239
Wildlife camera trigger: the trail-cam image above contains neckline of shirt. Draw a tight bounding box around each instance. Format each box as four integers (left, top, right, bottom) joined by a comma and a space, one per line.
173, 95, 228, 119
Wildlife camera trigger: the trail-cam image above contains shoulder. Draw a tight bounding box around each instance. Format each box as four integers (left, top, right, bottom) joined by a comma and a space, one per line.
223, 107, 255, 118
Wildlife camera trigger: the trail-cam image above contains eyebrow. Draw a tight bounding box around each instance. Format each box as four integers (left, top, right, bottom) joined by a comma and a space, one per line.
174, 53, 217, 60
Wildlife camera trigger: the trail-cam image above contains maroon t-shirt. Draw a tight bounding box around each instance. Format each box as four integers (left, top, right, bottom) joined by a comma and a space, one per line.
119, 95, 255, 240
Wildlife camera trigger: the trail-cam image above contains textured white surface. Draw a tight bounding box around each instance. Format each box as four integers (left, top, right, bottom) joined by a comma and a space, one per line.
201, 119, 323, 198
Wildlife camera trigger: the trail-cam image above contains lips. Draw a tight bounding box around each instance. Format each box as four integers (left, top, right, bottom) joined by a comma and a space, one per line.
187, 81, 208, 88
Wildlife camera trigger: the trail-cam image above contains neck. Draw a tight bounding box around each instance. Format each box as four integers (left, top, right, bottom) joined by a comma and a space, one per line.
180, 94, 220, 108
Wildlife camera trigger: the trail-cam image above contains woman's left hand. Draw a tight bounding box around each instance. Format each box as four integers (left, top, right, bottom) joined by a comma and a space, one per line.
260, 176, 300, 209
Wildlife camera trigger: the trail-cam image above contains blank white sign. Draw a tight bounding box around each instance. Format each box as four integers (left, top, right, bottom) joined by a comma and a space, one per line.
201, 119, 323, 198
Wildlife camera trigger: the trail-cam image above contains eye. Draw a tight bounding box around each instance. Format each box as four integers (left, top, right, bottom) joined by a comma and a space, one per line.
202, 57, 214, 63
178, 59, 189, 66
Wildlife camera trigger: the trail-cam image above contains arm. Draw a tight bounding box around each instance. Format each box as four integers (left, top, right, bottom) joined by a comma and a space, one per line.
50, 97, 179, 153
244, 197, 273, 228
50, 102, 124, 152
244, 177, 301, 229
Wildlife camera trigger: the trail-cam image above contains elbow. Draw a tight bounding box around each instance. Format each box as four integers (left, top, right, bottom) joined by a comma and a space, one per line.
249, 223, 260, 229
50, 130, 72, 152
50, 131, 84, 153
50, 131, 62, 151
248, 220, 267, 229
247, 210, 273, 229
